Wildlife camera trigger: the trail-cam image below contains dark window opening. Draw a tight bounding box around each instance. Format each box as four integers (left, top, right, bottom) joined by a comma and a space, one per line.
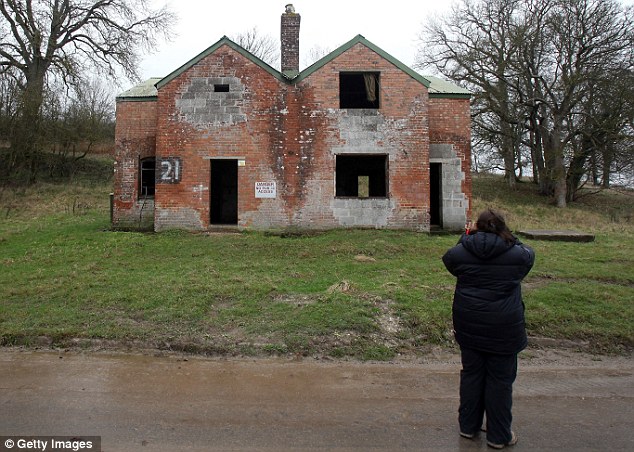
214, 84, 230, 92
336, 155, 388, 197
339, 72, 380, 109
139, 157, 155, 198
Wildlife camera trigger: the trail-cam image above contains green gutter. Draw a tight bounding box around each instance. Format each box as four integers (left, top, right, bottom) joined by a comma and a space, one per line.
115, 96, 157, 102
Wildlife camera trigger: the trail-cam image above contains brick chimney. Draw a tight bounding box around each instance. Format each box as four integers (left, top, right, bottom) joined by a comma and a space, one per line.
281, 4, 300, 76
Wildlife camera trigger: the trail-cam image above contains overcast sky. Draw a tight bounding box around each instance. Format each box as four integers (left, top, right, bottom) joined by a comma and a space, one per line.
139, 0, 452, 81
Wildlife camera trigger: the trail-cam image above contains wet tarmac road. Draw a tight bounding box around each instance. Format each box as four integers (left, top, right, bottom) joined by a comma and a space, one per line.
1, 349, 632, 451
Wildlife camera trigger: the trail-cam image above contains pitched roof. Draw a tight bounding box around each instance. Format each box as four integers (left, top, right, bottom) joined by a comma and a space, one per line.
294, 34, 430, 87
117, 35, 470, 101
425, 75, 471, 98
116, 77, 161, 101
155, 36, 286, 90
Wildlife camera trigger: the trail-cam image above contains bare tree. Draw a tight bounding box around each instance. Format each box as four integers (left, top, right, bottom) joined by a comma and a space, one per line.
0, 0, 175, 184
530, 0, 632, 206
303, 45, 331, 69
232, 27, 279, 68
0, 70, 19, 143
44, 79, 114, 158
416, 0, 528, 188
566, 68, 634, 198
416, 0, 634, 206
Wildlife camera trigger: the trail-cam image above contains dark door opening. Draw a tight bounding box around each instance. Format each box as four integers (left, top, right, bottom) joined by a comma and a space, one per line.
430, 163, 442, 227
210, 159, 238, 225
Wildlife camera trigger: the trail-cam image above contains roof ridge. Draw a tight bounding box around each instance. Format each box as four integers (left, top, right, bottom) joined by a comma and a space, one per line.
117, 36, 470, 100
155, 36, 286, 90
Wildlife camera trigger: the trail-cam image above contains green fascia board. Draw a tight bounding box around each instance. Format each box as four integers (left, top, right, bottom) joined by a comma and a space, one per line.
115, 96, 158, 102
155, 36, 288, 90
429, 93, 471, 99
292, 35, 431, 88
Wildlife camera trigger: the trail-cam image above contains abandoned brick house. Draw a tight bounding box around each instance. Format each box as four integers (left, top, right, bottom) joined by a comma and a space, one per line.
113, 5, 471, 232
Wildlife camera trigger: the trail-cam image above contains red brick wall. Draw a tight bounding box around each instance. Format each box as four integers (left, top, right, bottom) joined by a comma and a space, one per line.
151, 43, 435, 231
113, 100, 157, 229
115, 42, 471, 231
294, 42, 431, 229
154, 46, 291, 230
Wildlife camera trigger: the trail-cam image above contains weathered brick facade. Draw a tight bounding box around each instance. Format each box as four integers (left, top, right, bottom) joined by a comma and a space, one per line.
428, 97, 472, 228
113, 7, 471, 232
113, 90, 158, 230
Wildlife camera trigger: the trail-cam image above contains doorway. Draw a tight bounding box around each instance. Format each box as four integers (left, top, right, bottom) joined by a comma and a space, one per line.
210, 159, 238, 225
430, 163, 442, 227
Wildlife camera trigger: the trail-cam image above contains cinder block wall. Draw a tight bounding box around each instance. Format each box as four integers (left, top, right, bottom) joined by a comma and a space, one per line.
113, 100, 157, 229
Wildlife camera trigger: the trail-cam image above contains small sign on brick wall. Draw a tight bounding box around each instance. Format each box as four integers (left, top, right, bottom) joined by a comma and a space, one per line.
255, 181, 276, 198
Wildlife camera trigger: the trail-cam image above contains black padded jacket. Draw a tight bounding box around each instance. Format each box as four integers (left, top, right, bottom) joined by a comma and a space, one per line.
442, 231, 535, 355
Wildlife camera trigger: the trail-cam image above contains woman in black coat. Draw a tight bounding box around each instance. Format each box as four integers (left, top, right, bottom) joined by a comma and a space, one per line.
442, 209, 535, 449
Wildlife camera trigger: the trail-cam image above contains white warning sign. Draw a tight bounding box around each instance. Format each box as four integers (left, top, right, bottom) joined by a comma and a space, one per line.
255, 181, 276, 198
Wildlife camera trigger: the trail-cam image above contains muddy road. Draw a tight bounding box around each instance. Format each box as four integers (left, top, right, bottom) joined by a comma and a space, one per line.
1, 348, 632, 451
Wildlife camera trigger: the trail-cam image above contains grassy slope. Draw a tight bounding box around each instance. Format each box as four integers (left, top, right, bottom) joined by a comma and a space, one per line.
0, 165, 632, 358
472, 176, 633, 351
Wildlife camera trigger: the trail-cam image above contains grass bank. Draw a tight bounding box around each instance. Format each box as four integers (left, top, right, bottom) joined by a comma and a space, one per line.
1, 168, 632, 359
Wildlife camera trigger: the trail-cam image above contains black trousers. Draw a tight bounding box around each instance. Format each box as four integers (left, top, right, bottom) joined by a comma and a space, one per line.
458, 347, 518, 444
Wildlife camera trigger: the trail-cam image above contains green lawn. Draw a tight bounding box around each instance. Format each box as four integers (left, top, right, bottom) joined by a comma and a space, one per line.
1, 173, 632, 358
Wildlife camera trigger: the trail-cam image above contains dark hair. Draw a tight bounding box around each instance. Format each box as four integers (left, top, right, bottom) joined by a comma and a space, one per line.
475, 209, 515, 243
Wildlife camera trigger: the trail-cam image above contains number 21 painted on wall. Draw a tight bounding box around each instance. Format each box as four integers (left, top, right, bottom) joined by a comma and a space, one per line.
158, 157, 182, 184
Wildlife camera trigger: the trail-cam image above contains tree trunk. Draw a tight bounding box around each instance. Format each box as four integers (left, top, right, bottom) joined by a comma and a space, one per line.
539, 134, 556, 196
516, 135, 523, 180
503, 150, 517, 188
566, 138, 592, 203
500, 122, 516, 188
553, 156, 567, 207
542, 122, 567, 206
9, 65, 47, 184
589, 151, 599, 186
602, 145, 613, 188
529, 122, 545, 186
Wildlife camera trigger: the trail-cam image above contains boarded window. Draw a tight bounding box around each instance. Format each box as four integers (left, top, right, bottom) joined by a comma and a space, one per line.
339, 72, 380, 109
336, 155, 388, 197
139, 157, 155, 198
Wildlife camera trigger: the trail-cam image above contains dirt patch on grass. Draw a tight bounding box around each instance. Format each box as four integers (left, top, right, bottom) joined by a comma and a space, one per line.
524, 274, 634, 289
272, 293, 321, 306
327, 280, 353, 293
